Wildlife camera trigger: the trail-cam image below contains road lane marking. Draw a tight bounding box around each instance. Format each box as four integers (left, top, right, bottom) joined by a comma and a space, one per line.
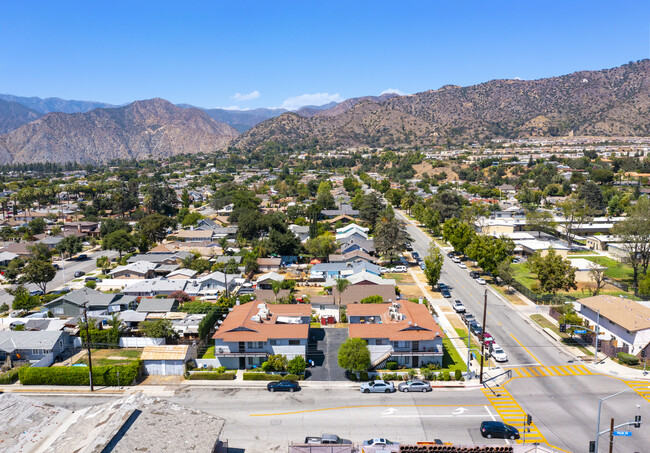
625, 381, 650, 404
509, 365, 595, 379
481, 387, 548, 445
509, 333, 542, 365
250, 404, 485, 417
382, 414, 490, 418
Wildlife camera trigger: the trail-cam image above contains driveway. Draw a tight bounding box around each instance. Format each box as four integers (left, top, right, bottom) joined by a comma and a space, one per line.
307, 327, 348, 381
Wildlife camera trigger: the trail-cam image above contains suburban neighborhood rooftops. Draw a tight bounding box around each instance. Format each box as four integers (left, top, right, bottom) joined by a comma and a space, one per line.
348, 300, 444, 341
213, 301, 310, 342
0, 330, 65, 352
141, 344, 190, 361
578, 295, 650, 332
136, 297, 178, 313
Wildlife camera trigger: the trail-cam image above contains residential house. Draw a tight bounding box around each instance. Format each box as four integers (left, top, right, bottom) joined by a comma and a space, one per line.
44, 288, 138, 317
257, 257, 281, 272
288, 224, 310, 243
0, 330, 72, 362
329, 250, 377, 264
127, 252, 193, 265
0, 251, 18, 266
172, 229, 214, 242
577, 295, 650, 357
335, 224, 369, 242
185, 271, 240, 296
347, 301, 444, 369
256, 272, 285, 290
63, 221, 99, 237
330, 284, 397, 306
212, 302, 311, 369
340, 237, 376, 255
166, 268, 198, 280
109, 261, 159, 280
122, 278, 188, 298
310, 261, 381, 280
141, 345, 195, 376
569, 258, 606, 283
136, 298, 179, 314
321, 205, 359, 218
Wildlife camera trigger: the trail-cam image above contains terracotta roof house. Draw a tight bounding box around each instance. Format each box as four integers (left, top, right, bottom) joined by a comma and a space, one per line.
212, 301, 311, 369
257, 257, 281, 272
348, 300, 444, 369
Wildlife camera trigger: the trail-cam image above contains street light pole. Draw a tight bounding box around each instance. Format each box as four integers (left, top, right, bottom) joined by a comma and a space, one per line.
594, 309, 600, 365
82, 303, 94, 392
479, 288, 488, 384
594, 386, 649, 452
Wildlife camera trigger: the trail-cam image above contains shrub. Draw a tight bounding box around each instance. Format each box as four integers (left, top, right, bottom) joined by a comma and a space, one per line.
454, 369, 462, 381
0, 364, 29, 384
216, 366, 226, 373
349, 372, 358, 381
359, 370, 369, 381
359, 295, 383, 304
243, 372, 280, 380
282, 374, 299, 381
617, 352, 639, 366
19, 361, 141, 386
287, 356, 306, 375
187, 372, 236, 380
386, 361, 398, 371
443, 371, 451, 381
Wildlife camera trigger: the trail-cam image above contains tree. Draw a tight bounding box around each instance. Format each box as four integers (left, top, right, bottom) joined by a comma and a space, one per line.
423, 244, 443, 289
359, 295, 384, 304
465, 235, 514, 276
305, 233, 337, 258
316, 190, 336, 210
181, 211, 203, 227
181, 188, 191, 208
267, 228, 302, 256
28, 217, 46, 235
578, 181, 606, 213
102, 229, 134, 258
442, 218, 476, 255
612, 197, 650, 290
10, 286, 40, 310
27, 242, 52, 261
139, 319, 179, 341
137, 213, 175, 244
589, 264, 607, 296
374, 216, 411, 262
287, 356, 307, 375
236, 209, 265, 240
96, 255, 111, 274
170, 290, 191, 303
527, 249, 577, 295
525, 210, 556, 238
358, 192, 384, 226
3, 257, 25, 283
22, 259, 57, 293
558, 199, 591, 250
307, 204, 319, 240
338, 337, 371, 372
335, 278, 350, 307
495, 260, 514, 292
270, 280, 282, 302
100, 218, 132, 237
56, 235, 83, 260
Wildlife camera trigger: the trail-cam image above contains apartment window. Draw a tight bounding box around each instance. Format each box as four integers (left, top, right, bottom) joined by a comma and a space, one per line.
376, 339, 386, 346
247, 341, 264, 349
53, 308, 64, 315
288, 340, 300, 345
269, 339, 279, 345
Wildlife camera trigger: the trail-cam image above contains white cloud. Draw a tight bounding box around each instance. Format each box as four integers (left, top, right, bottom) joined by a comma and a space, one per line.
280, 92, 343, 110
231, 90, 260, 101
220, 105, 250, 111
380, 88, 406, 96
513, 77, 522, 80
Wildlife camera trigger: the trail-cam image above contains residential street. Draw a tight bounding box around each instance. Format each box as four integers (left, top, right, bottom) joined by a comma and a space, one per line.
0, 249, 118, 305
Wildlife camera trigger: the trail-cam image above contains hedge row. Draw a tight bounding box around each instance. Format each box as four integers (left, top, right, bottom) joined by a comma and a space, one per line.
243, 373, 302, 381
617, 352, 639, 366
19, 361, 142, 386
0, 364, 29, 384
187, 372, 236, 380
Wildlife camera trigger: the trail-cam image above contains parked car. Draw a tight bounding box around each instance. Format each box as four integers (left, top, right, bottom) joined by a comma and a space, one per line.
392, 265, 407, 273
469, 321, 483, 336
52, 263, 60, 270
360, 380, 396, 393
452, 300, 466, 313
447, 252, 455, 258
489, 343, 508, 362
411, 251, 419, 260
469, 271, 479, 279
85, 276, 101, 282
482, 332, 495, 346
405, 243, 413, 251
74, 254, 88, 261
267, 380, 300, 392
452, 256, 461, 263
480, 421, 520, 439
398, 379, 432, 392
305, 434, 352, 445
363, 438, 398, 446
458, 262, 467, 269
74, 271, 85, 278
441, 289, 451, 298
380, 267, 389, 274
29, 289, 44, 296
437, 282, 447, 290
419, 262, 426, 270
476, 277, 487, 285
462, 313, 476, 325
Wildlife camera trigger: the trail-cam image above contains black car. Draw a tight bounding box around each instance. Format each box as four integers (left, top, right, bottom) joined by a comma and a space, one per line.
441, 289, 451, 298
469, 271, 479, 279
469, 321, 483, 336
480, 421, 520, 440
412, 251, 419, 260
74, 271, 85, 278
447, 252, 455, 258
85, 276, 101, 282
267, 380, 300, 392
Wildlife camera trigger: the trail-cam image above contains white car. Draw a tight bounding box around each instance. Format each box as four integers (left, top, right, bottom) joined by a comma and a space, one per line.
392, 265, 407, 273
476, 277, 487, 285
380, 267, 389, 274
452, 299, 466, 313
490, 343, 508, 362
452, 256, 461, 263
363, 438, 398, 446
458, 262, 467, 269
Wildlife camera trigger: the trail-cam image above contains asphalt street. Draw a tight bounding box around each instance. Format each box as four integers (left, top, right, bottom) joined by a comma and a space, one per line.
395, 210, 650, 452
0, 249, 118, 305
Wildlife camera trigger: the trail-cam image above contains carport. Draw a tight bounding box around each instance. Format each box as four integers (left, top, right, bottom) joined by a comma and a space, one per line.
141, 345, 193, 376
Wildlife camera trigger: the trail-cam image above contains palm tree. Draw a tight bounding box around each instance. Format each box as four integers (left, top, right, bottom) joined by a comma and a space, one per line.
96, 255, 110, 275
271, 280, 282, 302
335, 278, 350, 307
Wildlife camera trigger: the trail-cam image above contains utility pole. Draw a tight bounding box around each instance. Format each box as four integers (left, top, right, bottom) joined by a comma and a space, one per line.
479, 288, 488, 384
466, 331, 471, 380
594, 309, 600, 365
82, 303, 94, 392
608, 418, 614, 453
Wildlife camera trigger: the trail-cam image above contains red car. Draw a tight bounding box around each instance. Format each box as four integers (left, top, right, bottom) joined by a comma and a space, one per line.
482, 332, 495, 346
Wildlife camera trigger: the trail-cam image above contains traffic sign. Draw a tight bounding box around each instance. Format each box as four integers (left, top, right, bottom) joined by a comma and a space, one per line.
574, 329, 587, 334
613, 431, 632, 437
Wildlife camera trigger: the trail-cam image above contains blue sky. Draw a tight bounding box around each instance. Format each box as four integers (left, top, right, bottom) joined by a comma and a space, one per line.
1, 1, 648, 110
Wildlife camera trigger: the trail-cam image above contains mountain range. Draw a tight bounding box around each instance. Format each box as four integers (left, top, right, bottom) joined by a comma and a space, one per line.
0, 60, 648, 164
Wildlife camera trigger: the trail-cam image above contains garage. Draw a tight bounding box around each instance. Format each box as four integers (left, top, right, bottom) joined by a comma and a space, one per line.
141, 345, 193, 376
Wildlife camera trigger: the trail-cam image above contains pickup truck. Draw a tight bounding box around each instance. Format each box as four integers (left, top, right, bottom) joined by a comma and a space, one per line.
452, 299, 466, 313
304, 434, 352, 445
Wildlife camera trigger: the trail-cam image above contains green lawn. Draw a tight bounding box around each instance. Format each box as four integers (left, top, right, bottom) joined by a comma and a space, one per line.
529, 314, 593, 356
441, 330, 467, 372
202, 346, 215, 359
510, 263, 537, 291
77, 348, 142, 367
584, 256, 634, 282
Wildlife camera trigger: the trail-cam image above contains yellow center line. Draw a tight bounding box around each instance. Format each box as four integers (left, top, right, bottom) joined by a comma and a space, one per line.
250, 404, 485, 417
510, 333, 542, 365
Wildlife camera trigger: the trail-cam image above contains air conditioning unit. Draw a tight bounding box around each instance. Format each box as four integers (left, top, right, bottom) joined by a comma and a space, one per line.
251, 315, 261, 323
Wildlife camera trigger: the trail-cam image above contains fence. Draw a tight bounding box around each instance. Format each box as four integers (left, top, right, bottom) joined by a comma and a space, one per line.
511, 280, 572, 305
604, 277, 629, 292
119, 337, 165, 348
30, 352, 54, 368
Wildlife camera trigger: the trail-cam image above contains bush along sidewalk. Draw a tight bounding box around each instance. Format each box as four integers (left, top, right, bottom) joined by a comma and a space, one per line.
243, 372, 303, 381
19, 361, 142, 386
186, 372, 236, 380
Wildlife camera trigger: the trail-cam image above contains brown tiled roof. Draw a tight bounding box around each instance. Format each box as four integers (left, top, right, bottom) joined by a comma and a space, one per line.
578, 295, 650, 332
348, 300, 443, 341
213, 301, 311, 342
257, 258, 281, 266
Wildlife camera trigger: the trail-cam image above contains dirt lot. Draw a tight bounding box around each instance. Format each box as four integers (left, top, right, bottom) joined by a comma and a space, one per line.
75, 348, 142, 367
